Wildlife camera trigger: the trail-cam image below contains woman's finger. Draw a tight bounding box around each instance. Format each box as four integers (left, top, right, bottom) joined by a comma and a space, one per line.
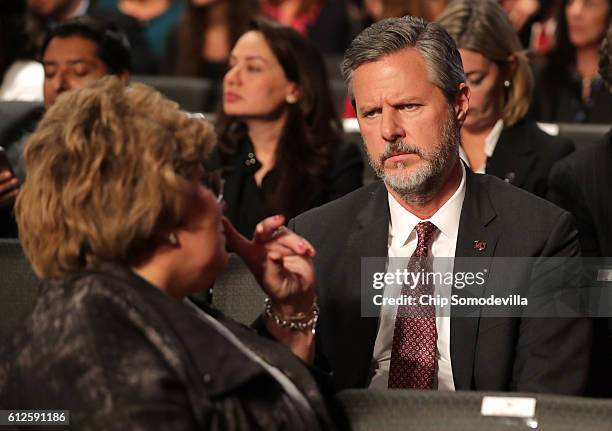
254, 215, 286, 244
272, 232, 316, 257
282, 255, 315, 287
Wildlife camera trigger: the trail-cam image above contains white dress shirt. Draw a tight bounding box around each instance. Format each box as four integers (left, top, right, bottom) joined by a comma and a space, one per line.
459, 119, 504, 174
369, 163, 466, 391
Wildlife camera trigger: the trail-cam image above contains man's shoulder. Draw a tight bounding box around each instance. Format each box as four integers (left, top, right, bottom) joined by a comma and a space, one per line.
291, 181, 384, 231
551, 131, 611, 179
471, 172, 567, 219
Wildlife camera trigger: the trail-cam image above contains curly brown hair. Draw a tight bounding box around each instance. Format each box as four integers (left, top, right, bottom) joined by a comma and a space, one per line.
16, 76, 216, 278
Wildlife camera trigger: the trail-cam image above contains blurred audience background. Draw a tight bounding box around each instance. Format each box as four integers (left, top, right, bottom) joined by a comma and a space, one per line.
438, 0, 574, 198
530, 0, 612, 123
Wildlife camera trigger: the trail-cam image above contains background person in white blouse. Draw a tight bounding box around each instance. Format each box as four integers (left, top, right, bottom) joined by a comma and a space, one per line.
437, 0, 574, 198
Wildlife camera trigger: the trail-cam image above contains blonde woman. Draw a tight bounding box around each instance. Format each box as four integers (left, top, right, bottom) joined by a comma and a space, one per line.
438, 0, 574, 197
1, 77, 335, 430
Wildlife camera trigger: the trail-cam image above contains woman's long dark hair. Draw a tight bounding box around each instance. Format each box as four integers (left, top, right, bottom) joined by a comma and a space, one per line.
215, 17, 343, 220
549, 0, 612, 68
174, 0, 257, 76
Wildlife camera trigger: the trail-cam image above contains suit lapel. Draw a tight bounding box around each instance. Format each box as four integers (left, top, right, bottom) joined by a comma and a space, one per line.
486, 121, 537, 188
451, 170, 500, 390
346, 182, 390, 359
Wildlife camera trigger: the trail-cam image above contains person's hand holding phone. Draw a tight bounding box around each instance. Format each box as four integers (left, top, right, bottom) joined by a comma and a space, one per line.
0, 169, 19, 205
0, 147, 19, 205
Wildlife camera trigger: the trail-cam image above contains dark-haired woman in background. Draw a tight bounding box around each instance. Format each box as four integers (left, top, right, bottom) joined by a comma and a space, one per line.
531, 0, 612, 123
437, 0, 574, 198
211, 18, 363, 237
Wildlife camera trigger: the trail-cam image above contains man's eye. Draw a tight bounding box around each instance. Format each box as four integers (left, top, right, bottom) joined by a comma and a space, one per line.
44, 68, 56, 78
400, 104, 418, 111
363, 109, 379, 118
72, 66, 90, 77
247, 65, 262, 72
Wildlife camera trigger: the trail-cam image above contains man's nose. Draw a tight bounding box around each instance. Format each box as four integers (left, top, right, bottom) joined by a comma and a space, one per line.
381, 110, 405, 142
51, 71, 70, 94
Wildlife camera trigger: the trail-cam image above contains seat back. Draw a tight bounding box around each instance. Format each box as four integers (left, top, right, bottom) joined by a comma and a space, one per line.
210, 253, 265, 324
0, 101, 43, 148
558, 123, 610, 148
337, 389, 612, 431
0, 239, 39, 340
131, 75, 217, 113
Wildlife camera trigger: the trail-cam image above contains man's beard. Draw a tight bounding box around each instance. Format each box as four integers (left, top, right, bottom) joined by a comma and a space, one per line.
367, 108, 461, 205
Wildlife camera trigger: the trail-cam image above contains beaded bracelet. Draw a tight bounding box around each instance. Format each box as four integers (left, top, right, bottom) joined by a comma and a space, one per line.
264, 297, 319, 334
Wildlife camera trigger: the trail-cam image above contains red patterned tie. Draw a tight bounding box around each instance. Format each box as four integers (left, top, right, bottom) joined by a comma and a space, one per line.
388, 221, 438, 389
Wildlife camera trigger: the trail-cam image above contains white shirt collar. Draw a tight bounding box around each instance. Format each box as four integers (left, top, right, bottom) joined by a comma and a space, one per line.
459, 119, 504, 174
387, 163, 466, 248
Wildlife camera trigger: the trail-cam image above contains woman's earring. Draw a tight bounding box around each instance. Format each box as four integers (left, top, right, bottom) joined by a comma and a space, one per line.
168, 232, 178, 246
504, 80, 511, 88
286, 94, 298, 104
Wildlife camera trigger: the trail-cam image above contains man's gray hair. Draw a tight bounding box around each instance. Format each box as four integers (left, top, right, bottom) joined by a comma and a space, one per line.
341, 16, 466, 103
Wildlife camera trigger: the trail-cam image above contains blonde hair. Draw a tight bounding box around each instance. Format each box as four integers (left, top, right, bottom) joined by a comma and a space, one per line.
15, 76, 216, 278
437, 0, 534, 126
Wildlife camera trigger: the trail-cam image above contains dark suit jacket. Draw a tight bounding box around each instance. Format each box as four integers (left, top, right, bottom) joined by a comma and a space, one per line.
548, 131, 612, 258
548, 131, 612, 397
486, 120, 574, 198
289, 170, 592, 394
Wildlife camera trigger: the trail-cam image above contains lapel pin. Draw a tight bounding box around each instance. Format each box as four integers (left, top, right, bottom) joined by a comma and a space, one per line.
473, 240, 487, 251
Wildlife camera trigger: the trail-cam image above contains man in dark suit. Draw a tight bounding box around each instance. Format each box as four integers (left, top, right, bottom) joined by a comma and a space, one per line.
289, 16, 591, 394
547, 23, 612, 397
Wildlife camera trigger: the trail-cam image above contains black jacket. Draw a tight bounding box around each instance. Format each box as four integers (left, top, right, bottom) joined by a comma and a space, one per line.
547, 131, 612, 398
485, 120, 574, 198
289, 170, 592, 394
0, 263, 336, 430
208, 138, 363, 237
548, 130, 612, 258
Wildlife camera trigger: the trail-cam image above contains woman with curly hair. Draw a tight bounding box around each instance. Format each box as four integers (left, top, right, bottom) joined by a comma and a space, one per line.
212, 18, 363, 237
0, 76, 336, 429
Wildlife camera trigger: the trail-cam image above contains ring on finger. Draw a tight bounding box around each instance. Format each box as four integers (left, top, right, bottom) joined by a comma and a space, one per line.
271, 226, 286, 239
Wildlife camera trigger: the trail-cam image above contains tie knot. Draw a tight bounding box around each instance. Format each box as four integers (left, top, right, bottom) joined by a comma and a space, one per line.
415, 221, 437, 251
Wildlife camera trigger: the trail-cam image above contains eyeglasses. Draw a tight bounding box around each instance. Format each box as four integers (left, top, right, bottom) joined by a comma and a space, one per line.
203, 170, 225, 203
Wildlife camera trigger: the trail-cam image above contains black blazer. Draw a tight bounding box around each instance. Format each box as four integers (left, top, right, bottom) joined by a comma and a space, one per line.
485, 120, 574, 198
548, 131, 612, 398
209, 139, 363, 237
548, 130, 612, 258
289, 170, 592, 394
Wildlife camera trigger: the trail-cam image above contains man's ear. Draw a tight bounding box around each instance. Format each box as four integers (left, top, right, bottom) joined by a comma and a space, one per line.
454, 83, 470, 126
